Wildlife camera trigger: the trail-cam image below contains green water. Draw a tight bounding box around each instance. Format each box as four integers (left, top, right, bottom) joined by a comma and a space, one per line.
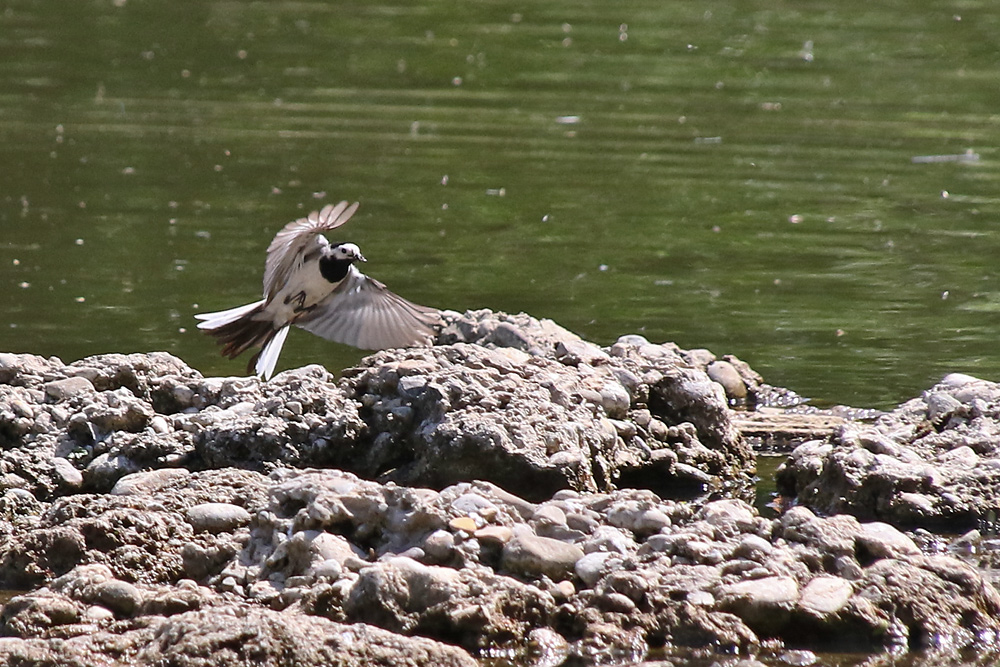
2, 0, 999, 412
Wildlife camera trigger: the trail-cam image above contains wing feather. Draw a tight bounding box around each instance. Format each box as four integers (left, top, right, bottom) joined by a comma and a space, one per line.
262, 201, 360, 299
296, 266, 440, 350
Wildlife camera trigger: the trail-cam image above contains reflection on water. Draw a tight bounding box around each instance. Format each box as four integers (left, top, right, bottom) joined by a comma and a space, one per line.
1, 0, 999, 412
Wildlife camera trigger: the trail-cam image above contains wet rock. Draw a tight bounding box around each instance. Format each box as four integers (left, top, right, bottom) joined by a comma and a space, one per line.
4, 318, 1000, 661
0, 606, 478, 667
706, 360, 748, 402
778, 374, 1000, 529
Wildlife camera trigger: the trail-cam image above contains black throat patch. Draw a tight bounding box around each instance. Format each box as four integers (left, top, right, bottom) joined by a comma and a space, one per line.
318, 253, 353, 284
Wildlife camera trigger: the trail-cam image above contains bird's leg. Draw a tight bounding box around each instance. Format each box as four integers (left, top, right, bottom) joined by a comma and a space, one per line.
284, 291, 318, 314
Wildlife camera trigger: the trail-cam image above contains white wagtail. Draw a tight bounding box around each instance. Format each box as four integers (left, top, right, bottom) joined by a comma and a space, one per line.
195, 201, 440, 380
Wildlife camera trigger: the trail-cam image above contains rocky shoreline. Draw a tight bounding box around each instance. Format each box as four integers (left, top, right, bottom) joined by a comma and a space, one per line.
2, 310, 1000, 666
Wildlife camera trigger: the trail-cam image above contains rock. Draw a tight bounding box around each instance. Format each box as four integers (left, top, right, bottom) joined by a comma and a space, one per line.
185, 503, 252, 533
44, 376, 95, 401
778, 375, 1000, 530
343, 309, 754, 501
719, 576, 800, 635
5, 318, 1000, 660
0, 606, 479, 667
856, 522, 920, 559
448, 517, 477, 533
473, 525, 513, 545
501, 529, 584, 580
706, 360, 748, 402
139, 607, 480, 666
1, 592, 81, 637
112, 469, 192, 496
797, 575, 853, 617
421, 530, 456, 562
51, 457, 83, 490
94, 579, 143, 617
575, 552, 623, 588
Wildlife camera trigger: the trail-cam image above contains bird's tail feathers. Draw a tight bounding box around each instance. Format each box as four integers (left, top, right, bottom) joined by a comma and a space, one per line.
254, 325, 290, 381
196, 300, 277, 362
195, 300, 266, 330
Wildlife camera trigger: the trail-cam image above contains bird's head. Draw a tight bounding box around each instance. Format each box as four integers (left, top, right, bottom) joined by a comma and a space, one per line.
331, 242, 367, 263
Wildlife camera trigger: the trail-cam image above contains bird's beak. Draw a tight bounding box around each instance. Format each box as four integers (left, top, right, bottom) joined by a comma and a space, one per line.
356, 252, 367, 262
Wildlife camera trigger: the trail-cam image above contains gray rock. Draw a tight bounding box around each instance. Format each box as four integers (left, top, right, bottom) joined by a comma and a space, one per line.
342, 309, 754, 501
44, 376, 95, 402
719, 575, 799, 634
112, 469, 192, 496
94, 579, 143, 617
6, 321, 1000, 659
51, 457, 83, 489
421, 530, 456, 563
706, 360, 748, 402
778, 375, 1000, 530
797, 575, 853, 617
185, 503, 252, 533
501, 529, 584, 581
575, 551, 623, 588
132, 607, 479, 667
856, 521, 920, 559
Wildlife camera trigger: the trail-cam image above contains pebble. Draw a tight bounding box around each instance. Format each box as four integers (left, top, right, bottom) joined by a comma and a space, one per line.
149, 415, 170, 434
43, 376, 95, 401
598, 591, 637, 613
632, 508, 672, 534
449, 516, 478, 533
797, 576, 853, 617
111, 468, 190, 496
51, 457, 83, 489
527, 627, 570, 666
86, 453, 140, 489
574, 551, 621, 587
583, 525, 633, 555
186, 503, 252, 533
554, 579, 576, 599
451, 493, 497, 517
501, 529, 584, 580
722, 575, 800, 624
312, 558, 343, 581
856, 521, 920, 558
566, 512, 598, 534
706, 360, 747, 400
532, 504, 567, 528
423, 529, 457, 561
701, 499, 756, 532
474, 526, 513, 545
95, 580, 143, 617
554, 339, 609, 366
84, 605, 116, 622
598, 383, 631, 418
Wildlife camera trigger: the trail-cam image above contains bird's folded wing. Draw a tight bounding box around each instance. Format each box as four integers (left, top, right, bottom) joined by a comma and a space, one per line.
263, 201, 360, 300
296, 267, 440, 350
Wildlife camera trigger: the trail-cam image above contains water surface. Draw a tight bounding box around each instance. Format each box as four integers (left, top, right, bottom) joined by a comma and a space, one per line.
2, 1, 999, 411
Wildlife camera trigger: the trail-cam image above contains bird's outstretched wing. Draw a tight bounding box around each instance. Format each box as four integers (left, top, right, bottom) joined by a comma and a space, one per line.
296, 265, 440, 350
262, 201, 360, 300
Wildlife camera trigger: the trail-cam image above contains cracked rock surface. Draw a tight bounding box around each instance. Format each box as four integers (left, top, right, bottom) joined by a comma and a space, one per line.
1, 311, 999, 665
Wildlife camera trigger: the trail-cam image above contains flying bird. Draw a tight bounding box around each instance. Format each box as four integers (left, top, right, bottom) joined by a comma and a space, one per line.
195, 201, 440, 380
